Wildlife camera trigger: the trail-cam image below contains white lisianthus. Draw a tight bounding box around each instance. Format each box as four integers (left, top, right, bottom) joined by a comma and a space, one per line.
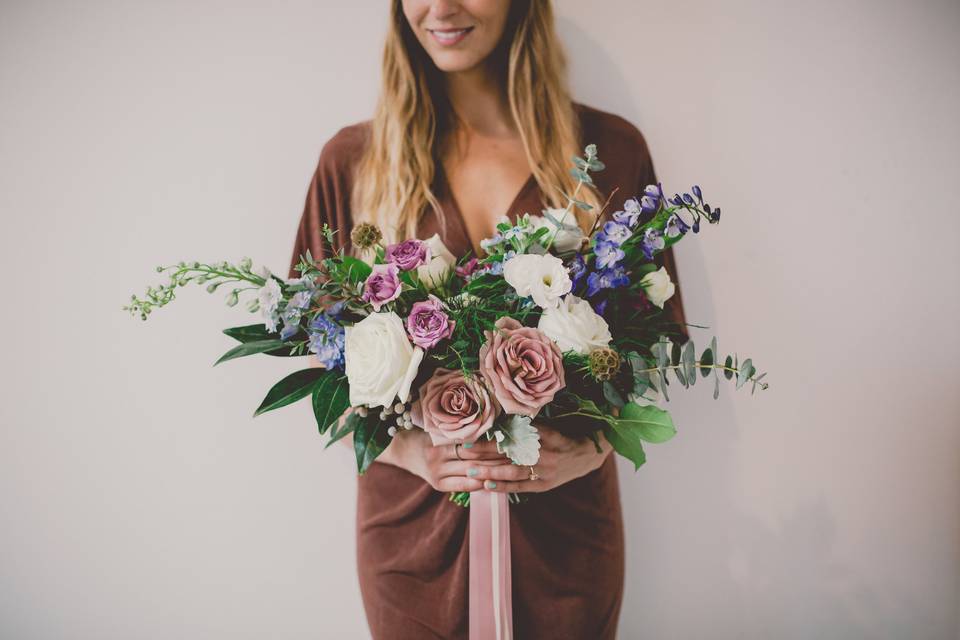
530, 209, 585, 253
640, 266, 676, 308
417, 233, 457, 288
502, 253, 571, 309
345, 312, 424, 408
538, 295, 612, 355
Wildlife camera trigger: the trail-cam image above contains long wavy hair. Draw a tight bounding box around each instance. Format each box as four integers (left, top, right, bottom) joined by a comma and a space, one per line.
352, 0, 600, 244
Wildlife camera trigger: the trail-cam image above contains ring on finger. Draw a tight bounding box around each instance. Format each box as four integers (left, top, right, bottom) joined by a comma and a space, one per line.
455, 443, 463, 461
527, 465, 540, 481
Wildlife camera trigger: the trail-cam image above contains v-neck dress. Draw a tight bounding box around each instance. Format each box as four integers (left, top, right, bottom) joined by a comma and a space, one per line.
288, 104, 688, 640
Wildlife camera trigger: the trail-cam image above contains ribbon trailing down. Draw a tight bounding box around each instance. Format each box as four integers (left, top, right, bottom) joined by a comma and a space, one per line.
469, 490, 513, 640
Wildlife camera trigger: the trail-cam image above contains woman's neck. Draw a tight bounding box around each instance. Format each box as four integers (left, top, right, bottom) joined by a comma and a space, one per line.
444, 63, 515, 138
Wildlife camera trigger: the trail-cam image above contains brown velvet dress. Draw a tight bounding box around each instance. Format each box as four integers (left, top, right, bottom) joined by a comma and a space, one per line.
288, 104, 687, 640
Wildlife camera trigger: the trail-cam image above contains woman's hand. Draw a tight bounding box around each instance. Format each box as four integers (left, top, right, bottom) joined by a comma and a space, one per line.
470, 424, 613, 494
377, 428, 514, 493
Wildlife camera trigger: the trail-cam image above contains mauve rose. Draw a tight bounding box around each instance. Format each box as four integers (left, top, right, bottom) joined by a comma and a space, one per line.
361, 263, 402, 311
479, 317, 566, 417
411, 368, 500, 445
385, 239, 431, 271
405, 295, 455, 349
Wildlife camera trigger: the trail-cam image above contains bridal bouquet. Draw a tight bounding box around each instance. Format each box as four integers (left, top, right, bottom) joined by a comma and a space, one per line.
125, 144, 767, 505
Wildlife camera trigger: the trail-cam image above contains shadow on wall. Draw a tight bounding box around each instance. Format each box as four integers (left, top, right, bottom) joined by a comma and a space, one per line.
552, 15, 940, 640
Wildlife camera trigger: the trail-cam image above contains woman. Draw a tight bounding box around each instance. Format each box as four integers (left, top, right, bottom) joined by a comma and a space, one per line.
288, 1, 687, 637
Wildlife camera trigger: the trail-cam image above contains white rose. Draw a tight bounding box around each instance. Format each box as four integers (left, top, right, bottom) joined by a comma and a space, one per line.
502, 253, 571, 309
345, 312, 424, 408
538, 295, 612, 355
417, 233, 457, 288
640, 266, 676, 308
530, 209, 585, 253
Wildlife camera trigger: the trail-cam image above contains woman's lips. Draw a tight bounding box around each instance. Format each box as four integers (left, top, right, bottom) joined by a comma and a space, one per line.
427, 26, 474, 47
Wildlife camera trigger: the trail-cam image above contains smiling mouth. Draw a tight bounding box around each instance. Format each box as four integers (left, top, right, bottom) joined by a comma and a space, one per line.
426, 27, 474, 46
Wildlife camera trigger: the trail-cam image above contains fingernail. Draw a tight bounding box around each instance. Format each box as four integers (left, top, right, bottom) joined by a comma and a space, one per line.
467, 468, 479, 478
485, 481, 497, 489
463, 442, 473, 449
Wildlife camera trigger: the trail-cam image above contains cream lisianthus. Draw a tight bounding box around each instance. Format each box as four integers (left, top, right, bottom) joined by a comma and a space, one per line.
417, 233, 457, 288
529, 209, 586, 253
345, 312, 424, 408
502, 253, 571, 309
537, 295, 612, 355
640, 266, 676, 308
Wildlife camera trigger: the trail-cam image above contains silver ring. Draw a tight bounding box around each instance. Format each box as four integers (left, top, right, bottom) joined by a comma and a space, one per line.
455, 443, 463, 461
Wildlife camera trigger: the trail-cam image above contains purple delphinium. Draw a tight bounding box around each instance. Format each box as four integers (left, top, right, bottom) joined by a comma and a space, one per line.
640, 228, 665, 260
612, 197, 642, 227
594, 240, 625, 270
308, 313, 345, 370
664, 213, 691, 238
568, 253, 587, 289
586, 266, 629, 297
597, 220, 631, 245
593, 299, 609, 316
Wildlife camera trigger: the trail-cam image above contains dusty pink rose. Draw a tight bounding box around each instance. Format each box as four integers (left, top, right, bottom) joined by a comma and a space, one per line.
478, 317, 566, 417
385, 239, 431, 271
361, 263, 401, 311
411, 368, 500, 445
405, 295, 455, 349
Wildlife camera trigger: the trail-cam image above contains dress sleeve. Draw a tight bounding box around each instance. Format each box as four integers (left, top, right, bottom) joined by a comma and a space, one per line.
633, 139, 691, 344
286, 128, 362, 280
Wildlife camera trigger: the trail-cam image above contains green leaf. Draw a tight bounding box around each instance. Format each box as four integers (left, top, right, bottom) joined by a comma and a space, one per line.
605, 423, 646, 470
311, 373, 350, 435
328, 256, 372, 284
724, 355, 734, 379
354, 415, 388, 474
602, 382, 625, 409
616, 401, 677, 444
326, 412, 360, 449
700, 337, 715, 378
253, 368, 326, 416
215, 339, 287, 366
223, 323, 273, 343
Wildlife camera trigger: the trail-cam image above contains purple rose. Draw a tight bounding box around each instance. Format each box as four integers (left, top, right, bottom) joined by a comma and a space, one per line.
362, 263, 402, 311
405, 295, 455, 349
385, 239, 431, 271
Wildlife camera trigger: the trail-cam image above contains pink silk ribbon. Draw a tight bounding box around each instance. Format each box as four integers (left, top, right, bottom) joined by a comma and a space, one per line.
469, 490, 513, 640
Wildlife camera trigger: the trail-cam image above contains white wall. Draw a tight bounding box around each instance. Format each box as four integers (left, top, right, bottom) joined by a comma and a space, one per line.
1, 1, 957, 638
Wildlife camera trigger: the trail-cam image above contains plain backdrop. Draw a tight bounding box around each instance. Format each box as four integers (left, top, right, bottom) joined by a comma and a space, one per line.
2, 0, 958, 638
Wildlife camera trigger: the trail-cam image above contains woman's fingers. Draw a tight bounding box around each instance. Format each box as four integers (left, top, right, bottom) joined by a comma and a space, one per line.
437, 477, 485, 493
469, 463, 530, 482
482, 480, 545, 494
441, 440, 507, 461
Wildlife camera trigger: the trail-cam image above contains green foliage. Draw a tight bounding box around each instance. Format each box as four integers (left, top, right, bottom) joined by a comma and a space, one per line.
311, 373, 350, 435
253, 368, 326, 417
617, 402, 676, 443
215, 339, 288, 365
354, 413, 390, 474
326, 412, 360, 449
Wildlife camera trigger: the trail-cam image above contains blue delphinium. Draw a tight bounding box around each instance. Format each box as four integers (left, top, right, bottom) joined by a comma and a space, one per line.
308, 313, 345, 370
569, 253, 587, 289
664, 213, 690, 238
279, 290, 313, 340
594, 240, 625, 270
612, 197, 642, 227
640, 228, 665, 260
586, 266, 629, 297
598, 220, 631, 245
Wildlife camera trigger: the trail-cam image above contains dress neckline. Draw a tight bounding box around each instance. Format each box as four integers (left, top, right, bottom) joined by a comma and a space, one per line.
439, 169, 538, 258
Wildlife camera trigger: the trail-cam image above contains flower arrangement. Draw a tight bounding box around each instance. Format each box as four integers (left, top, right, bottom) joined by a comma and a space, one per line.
125, 144, 767, 506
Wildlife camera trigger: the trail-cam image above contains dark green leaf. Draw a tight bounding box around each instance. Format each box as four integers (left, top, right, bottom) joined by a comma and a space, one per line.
602, 382, 625, 409
354, 415, 389, 474
223, 323, 273, 343
700, 337, 715, 378
215, 339, 287, 366
253, 368, 326, 416
326, 411, 360, 449
311, 373, 350, 435
724, 355, 734, 379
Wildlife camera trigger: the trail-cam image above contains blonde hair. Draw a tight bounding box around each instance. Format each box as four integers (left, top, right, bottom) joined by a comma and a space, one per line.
353, 0, 601, 244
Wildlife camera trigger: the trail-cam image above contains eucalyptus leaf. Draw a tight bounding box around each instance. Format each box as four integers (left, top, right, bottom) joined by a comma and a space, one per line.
700, 337, 716, 378
737, 358, 755, 390
253, 368, 326, 416
724, 355, 734, 379
603, 382, 625, 409
682, 340, 696, 387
